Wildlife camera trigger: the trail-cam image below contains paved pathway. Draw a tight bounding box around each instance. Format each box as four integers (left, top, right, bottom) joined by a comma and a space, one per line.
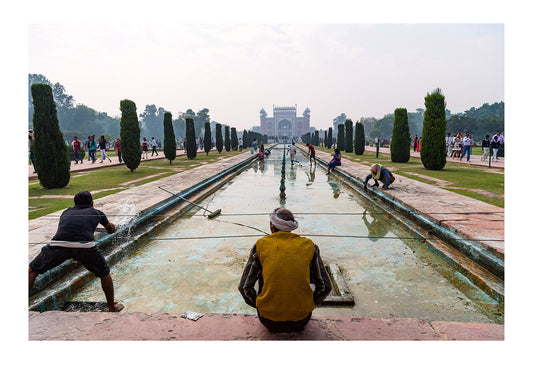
345, 145, 504, 169
28, 145, 504, 340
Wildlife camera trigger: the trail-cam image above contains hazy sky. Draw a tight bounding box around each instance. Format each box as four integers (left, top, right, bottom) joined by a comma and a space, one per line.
28, 23, 503, 130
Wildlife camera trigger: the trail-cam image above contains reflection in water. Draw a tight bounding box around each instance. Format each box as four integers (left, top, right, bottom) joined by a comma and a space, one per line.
327, 177, 341, 198
305, 164, 316, 186
362, 209, 389, 242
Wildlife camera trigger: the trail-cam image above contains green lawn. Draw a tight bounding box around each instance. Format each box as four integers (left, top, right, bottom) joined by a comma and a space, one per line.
315, 146, 504, 208
29, 149, 244, 219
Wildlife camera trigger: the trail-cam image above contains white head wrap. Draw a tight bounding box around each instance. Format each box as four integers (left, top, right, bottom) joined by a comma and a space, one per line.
270, 208, 298, 232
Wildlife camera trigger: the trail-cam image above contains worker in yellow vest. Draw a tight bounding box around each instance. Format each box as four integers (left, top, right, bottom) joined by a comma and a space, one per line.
238, 207, 331, 333
363, 163, 395, 191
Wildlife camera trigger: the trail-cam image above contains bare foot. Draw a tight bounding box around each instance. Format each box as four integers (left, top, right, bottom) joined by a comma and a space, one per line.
109, 303, 124, 312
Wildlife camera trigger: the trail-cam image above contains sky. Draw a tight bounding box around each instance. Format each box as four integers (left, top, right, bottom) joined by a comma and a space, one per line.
28, 23, 503, 131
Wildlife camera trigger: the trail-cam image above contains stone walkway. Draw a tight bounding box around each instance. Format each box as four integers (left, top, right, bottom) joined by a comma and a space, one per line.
28, 145, 504, 340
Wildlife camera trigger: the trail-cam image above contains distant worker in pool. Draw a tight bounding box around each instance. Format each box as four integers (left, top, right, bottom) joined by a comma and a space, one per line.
28, 191, 124, 312
327, 149, 341, 174
363, 163, 395, 191
287, 142, 297, 165
306, 143, 316, 164
239, 207, 331, 333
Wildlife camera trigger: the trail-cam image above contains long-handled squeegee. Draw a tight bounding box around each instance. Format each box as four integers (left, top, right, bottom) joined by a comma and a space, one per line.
158, 186, 222, 219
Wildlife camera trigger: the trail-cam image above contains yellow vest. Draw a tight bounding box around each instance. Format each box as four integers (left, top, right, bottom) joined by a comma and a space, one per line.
255, 232, 316, 321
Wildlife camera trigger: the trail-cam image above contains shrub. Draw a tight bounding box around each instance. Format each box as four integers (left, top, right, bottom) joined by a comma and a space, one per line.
224, 126, 230, 152
345, 119, 353, 153
185, 118, 197, 159
163, 112, 176, 164
421, 88, 447, 170
242, 130, 248, 149
337, 124, 345, 151
203, 122, 212, 155
119, 99, 141, 172
354, 121, 365, 155
31, 84, 71, 188
215, 124, 223, 153
391, 108, 411, 163
231, 127, 238, 150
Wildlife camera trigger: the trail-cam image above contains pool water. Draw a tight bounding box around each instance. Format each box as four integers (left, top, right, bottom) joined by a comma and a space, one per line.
71, 146, 503, 323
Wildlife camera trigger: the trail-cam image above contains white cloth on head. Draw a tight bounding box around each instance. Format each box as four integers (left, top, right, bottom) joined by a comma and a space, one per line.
270, 212, 298, 231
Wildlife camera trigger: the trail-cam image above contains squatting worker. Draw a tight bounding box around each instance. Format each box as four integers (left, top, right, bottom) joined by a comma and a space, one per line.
364, 163, 395, 191
28, 191, 123, 312
238, 208, 331, 333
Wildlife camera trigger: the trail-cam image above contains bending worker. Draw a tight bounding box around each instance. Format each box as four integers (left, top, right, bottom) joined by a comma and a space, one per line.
29, 191, 123, 312
238, 207, 331, 333
363, 163, 395, 191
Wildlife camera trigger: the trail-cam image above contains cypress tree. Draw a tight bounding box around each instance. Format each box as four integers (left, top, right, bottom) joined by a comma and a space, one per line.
337, 124, 345, 151
243, 130, 248, 149
314, 131, 319, 146
231, 127, 238, 150
354, 121, 365, 155
31, 83, 71, 188
215, 123, 223, 153
391, 108, 411, 163
163, 112, 176, 164
119, 99, 141, 172
421, 88, 447, 170
327, 127, 333, 149
204, 122, 212, 155
185, 118, 197, 159
224, 126, 231, 152
345, 119, 354, 153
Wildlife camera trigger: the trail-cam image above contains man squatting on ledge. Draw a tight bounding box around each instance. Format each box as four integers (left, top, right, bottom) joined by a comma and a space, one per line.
238, 207, 332, 333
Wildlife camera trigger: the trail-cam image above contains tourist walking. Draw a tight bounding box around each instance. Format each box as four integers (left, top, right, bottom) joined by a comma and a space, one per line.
413, 135, 418, 152
28, 191, 123, 312
71, 136, 82, 164
452, 133, 462, 159
460, 132, 473, 162
445, 133, 454, 157
327, 149, 341, 174
480, 135, 490, 161
490, 135, 501, 162
28, 129, 35, 169
142, 137, 149, 159
238, 207, 331, 333
115, 137, 122, 163
151, 137, 159, 156
238, 138, 243, 151
88, 135, 97, 163
98, 135, 111, 163
491, 131, 504, 161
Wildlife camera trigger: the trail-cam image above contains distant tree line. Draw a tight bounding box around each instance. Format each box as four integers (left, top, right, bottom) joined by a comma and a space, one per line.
332, 100, 503, 143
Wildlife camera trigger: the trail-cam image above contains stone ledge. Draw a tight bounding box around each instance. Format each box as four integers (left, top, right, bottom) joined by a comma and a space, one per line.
28, 311, 504, 341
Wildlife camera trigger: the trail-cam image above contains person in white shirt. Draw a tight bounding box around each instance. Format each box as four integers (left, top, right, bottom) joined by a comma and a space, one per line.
287, 142, 297, 165
460, 132, 473, 162
150, 137, 159, 156
491, 131, 504, 161
445, 133, 454, 157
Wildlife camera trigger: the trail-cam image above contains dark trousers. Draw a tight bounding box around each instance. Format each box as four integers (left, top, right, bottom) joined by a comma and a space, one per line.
258, 311, 312, 333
